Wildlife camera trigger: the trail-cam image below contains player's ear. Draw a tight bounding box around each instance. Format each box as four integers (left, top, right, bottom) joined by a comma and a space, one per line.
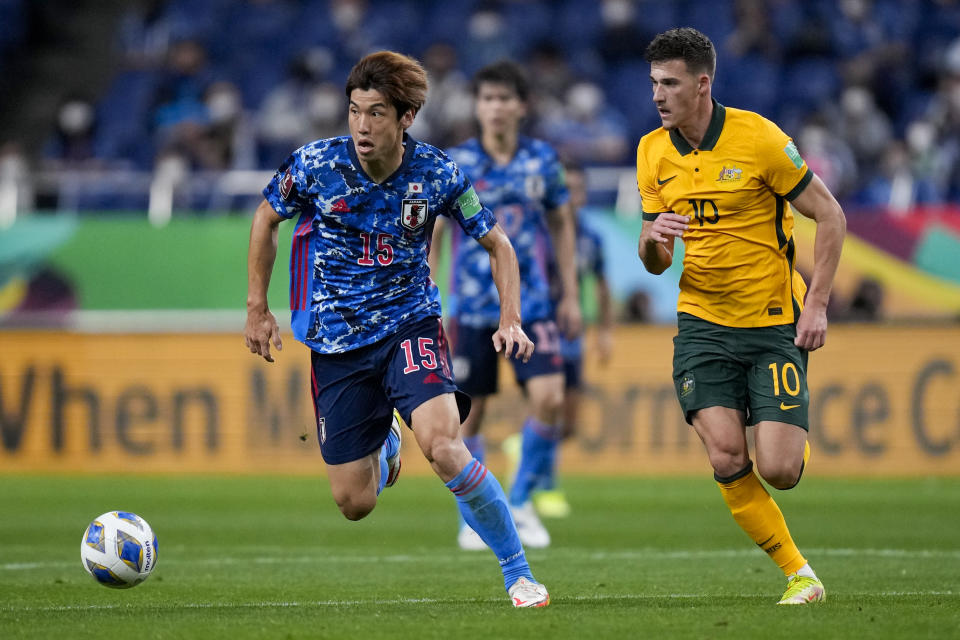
698, 74, 710, 96
400, 108, 416, 130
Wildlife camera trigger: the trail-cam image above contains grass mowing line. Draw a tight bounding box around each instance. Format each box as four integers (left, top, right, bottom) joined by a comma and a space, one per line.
5, 546, 959, 572
3, 591, 958, 614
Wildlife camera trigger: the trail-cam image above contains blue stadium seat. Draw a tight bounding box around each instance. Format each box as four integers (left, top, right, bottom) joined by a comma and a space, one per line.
714, 54, 780, 119
779, 58, 840, 112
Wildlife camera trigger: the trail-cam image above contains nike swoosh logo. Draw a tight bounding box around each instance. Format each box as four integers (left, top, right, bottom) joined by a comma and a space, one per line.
657, 175, 677, 186
780, 402, 801, 410
513, 597, 527, 606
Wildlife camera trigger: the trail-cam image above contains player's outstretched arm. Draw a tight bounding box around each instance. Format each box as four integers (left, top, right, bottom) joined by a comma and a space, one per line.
789, 174, 846, 351
547, 202, 582, 338
638, 213, 687, 275
595, 275, 614, 364
477, 224, 535, 363
244, 199, 285, 362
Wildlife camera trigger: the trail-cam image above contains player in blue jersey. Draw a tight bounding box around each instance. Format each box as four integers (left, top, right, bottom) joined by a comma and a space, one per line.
528, 163, 614, 518
432, 61, 581, 551
244, 51, 549, 608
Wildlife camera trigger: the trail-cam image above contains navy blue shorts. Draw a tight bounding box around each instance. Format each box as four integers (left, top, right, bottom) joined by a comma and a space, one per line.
449, 318, 564, 397
309, 315, 470, 464
559, 335, 584, 390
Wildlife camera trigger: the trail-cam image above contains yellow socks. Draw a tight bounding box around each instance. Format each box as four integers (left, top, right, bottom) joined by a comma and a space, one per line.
716, 462, 806, 576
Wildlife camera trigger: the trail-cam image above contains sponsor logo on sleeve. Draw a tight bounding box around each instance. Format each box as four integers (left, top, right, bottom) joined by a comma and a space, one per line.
279, 168, 294, 199
784, 141, 804, 169
457, 187, 482, 219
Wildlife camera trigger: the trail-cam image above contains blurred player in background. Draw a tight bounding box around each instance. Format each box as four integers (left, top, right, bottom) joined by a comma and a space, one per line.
244, 51, 550, 608
432, 60, 581, 551
508, 163, 614, 518
636, 28, 845, 605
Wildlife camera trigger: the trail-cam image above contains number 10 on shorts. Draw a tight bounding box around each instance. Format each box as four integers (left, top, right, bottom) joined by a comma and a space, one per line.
768, 361, 801, 397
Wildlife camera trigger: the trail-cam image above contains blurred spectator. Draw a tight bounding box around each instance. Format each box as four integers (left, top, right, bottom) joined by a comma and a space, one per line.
537, 81, 630, 165
256, 48, 337, 165
725, 0, 780, 60
407, 42, 472, 148
525, 41, 577, 134
845, 276, 885, 321
460, 4, 515, 72
854, 141, 940, 211
797, 122, 858, 199
116, 0, 174, 70
196, 81, 257, 171
623, 288, 652, 323
43, 96, 101, 169
596, 0, 650, 65
836, 85, 893, 174
0, 142, 33, 215
150, 39, 215, 166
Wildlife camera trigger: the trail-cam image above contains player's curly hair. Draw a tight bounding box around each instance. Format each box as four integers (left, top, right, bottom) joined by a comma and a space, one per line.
644, 27, 716, 81
472, 60, 529, 102
345, 51, 428, 117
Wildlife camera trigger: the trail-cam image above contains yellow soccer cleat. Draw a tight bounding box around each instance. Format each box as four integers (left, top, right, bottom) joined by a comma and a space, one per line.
777, 575, 825, 605
532, 488, 571, 518
384, 410, 404, 488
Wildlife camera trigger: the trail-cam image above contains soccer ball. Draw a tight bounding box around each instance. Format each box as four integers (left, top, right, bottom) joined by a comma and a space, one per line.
80, 511, 158, 588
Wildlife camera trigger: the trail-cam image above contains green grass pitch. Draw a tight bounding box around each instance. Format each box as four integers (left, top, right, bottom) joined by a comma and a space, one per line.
1, 473, 958, 639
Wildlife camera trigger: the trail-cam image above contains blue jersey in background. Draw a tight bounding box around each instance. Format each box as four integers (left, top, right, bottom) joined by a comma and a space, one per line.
263, 134, 496, 354
444, 136, 569, 327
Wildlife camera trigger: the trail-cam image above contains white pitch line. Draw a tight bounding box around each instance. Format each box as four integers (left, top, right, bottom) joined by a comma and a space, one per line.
4, 547, 959, 572
2, 591, 958, 614
4, 547, 960, 572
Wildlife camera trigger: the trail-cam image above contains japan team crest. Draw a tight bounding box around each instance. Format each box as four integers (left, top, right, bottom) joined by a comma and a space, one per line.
401, 198, 429, 230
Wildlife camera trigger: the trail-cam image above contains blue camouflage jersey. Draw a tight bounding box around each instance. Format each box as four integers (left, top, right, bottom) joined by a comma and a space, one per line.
560, 218, 607, 359
445, 136, 569, 327
263, 134, 496, 354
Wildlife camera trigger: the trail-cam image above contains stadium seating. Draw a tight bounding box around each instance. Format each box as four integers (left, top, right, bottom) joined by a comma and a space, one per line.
0, 0, 956, 211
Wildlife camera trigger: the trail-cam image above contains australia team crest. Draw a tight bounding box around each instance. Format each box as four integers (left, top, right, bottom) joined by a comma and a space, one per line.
401, 198, 429, 230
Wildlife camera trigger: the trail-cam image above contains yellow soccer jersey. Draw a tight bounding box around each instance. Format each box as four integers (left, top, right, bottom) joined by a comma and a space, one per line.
637, 100, 813, 328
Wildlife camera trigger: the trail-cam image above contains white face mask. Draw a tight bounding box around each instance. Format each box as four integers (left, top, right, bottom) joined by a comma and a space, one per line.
207, 90, 240, 124
309, 87, 341, 122
59, 101, 93, 135
601, 0, 634, 27
332, 2, 363, 31
906, 121, 934, 154
567, 83, 602, 119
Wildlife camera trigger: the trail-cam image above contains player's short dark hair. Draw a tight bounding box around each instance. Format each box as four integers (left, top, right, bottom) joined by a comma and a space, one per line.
345, 51, 428, 118
472, 60, 529, 102
644, 27, 716, 80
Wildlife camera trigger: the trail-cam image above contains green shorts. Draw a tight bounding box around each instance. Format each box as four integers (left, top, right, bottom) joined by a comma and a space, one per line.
672, 313, 810, 430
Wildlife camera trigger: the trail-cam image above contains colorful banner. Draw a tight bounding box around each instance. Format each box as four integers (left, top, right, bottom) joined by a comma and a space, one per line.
2, 325, 959, 476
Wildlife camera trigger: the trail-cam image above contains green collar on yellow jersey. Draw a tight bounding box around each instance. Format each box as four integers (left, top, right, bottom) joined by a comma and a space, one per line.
669, 99, 726, 156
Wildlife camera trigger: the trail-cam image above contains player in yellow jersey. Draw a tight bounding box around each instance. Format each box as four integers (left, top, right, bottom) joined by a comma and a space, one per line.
636, 28, 846, 605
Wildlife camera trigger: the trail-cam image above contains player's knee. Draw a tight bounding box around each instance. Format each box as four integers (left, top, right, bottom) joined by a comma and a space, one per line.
708, 448, 750, 480
532, 389, 564, 423
420, 432, 459, 467
335, 494, 376, 521
330, 486, 376, 521
757, 458, 803, 490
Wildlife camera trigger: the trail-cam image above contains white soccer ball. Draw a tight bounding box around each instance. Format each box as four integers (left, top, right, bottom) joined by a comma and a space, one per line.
80, 511, 158, 588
